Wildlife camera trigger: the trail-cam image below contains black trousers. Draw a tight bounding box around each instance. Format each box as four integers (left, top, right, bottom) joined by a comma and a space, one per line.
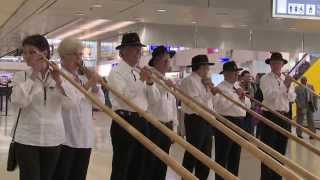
215, 116, 244, 180
260, 111, 291, 180
144, 122, 173, 180
53, 145, 92, 180
182, 114, 213, 180
110, 110, 149, 180
243, 113, 254, 135
15, 142, 61, 180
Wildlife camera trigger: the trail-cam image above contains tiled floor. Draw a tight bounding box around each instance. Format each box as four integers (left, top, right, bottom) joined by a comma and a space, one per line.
1, 105, 320, 180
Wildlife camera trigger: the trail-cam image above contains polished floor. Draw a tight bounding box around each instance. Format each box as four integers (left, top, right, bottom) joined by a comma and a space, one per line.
1, 105, 320, 180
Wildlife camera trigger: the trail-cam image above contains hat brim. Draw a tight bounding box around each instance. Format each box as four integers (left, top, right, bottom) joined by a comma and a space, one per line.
265, 58, 288, 65
219, 68, 243, 74
186, 62, 215, 67
116, 43, 146, 50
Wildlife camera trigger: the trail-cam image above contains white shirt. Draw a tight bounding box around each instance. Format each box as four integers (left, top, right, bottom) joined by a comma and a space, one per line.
147, 82, 178, 128
180, 72, 213, 115
60, 69, 105, 148
213, 81, 251, 117
108, 60, 157, 112
11, 69, 72, 147
260, 72, 296, 112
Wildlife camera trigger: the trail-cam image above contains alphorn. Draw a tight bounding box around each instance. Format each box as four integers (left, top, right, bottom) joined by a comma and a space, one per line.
135, 67, 301, 180
215, 89, 320, 157
246, 94, 320, 141
148, 68, 319, 179
286, 75, 320, 98
77, 65, 239, 180
34, 51, 198, 180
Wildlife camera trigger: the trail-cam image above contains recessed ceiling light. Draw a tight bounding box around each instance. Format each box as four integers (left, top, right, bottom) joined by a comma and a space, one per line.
216, 12, 229, 16
191, 21, 197, 24
288, 27, 296, 30
75, 12, 85, 16
221, 24, 234, 28
91, 4, 103, 8
156, 9, 167, 13
274, 17, 283, 20
240, 24, 248, 27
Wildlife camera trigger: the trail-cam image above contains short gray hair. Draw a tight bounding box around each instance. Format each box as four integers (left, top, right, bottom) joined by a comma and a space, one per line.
58, 38, 83, 58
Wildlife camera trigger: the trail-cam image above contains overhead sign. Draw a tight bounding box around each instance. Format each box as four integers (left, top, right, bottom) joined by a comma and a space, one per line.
273, 0, 320, 19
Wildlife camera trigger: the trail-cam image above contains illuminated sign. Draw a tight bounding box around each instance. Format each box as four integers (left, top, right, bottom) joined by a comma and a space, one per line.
273, 0, 320, 19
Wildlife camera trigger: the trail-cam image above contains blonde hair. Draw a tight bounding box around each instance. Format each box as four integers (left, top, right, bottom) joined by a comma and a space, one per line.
58, 38, 83, 58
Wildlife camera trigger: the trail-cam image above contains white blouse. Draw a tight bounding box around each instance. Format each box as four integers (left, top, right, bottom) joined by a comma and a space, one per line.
180, 73, 213, 115
260, 72, 296, 112
61, 69, 105, 148
146, 82, 178, 125
213, 81, 251, 117
108, 60, 157, 112
11, 69, 72, 147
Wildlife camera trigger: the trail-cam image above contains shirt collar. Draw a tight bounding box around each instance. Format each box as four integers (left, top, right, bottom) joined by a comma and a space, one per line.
118, 59, 135, 72
191, 72, 202, 81
221, 80, 235, 89
270, 72, 284, 80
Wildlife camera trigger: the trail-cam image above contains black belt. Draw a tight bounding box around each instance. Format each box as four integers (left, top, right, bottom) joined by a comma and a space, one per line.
116, 110, 140, 118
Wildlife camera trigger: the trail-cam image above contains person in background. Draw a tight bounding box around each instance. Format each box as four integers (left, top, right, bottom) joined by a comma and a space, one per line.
180, 54, 215, 180
143, 46, 178, 180
11, 34, 72, 180
213, 61, 251, 180
295, 76, 318, 139
53, 38, 104, 180
239, 70, 257, 135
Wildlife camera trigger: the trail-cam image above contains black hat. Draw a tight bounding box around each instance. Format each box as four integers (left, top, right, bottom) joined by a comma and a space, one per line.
265, 52, 288, 64
116, 32, 146, 50
148, 46, 169, 66
220, 61, 243, 74
169, 50, 176, 58
187, 54, 214, 68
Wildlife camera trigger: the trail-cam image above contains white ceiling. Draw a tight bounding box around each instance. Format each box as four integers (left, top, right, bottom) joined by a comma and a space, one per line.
1, 0, 320, 55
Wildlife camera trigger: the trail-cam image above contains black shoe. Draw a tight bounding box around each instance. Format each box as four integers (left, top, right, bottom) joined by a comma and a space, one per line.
310, 136, 314, 140
298, 135, 303, 138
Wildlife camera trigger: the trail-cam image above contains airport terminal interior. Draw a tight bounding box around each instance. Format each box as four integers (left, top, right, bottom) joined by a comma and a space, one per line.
0, 0, 320, 180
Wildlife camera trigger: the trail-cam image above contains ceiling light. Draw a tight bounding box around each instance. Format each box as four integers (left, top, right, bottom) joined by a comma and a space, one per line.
216, 12, 229, 16
288, 27, 296, 30
75, 12, 85, 16
240, 24, 248, 27
221, 24, 234, 28
91, 4, 103, 8
55, 19, 109, 39
191, 21, 197, 24
156, 9, 167, 13
78, 21, 136, 40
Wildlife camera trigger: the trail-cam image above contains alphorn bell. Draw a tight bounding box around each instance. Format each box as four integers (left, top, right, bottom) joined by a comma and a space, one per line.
76, 65, 239, 180
34, 50, 198, 180
134, 67, 301, 180
148, 67, 319, 179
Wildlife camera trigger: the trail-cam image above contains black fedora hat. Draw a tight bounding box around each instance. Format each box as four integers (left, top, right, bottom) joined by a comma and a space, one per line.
148, 46, 169, 66
115, 32, 146, 50
187, 54, 214, 68
169, 50, 176, 58
220, 61, 243, 74
265, 52, 288, 64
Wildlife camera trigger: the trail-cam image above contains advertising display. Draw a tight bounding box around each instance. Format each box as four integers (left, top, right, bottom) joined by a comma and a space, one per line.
273, 0, 320, 19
